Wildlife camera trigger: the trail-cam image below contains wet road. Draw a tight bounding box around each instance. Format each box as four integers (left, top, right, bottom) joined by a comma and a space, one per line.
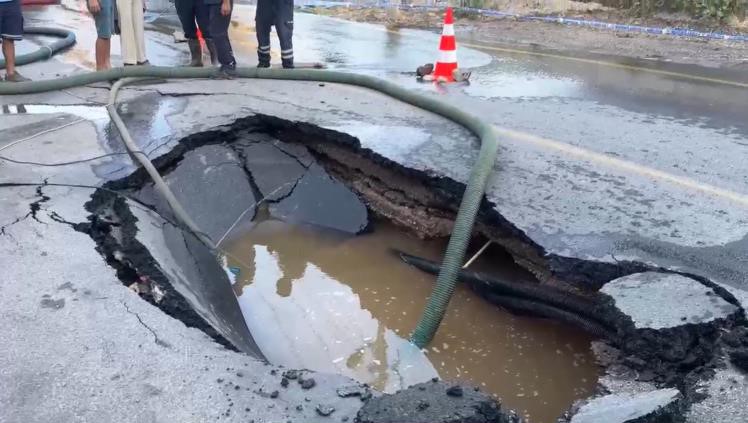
12, 1, 748, 294
280, 11, 748, 302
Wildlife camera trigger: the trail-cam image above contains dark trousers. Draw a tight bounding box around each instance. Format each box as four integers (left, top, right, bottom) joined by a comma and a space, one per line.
256, 0, 293, 65
175, 0, 211, 40
207, 3, 235, 68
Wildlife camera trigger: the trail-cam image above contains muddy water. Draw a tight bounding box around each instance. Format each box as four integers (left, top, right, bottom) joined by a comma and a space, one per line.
222, 219, 599, 422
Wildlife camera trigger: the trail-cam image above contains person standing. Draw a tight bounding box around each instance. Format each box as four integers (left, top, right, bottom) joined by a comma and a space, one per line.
205, 0, 235, 78
175, 0, 217, 66
255, 0, 293, 69
116, 0, 148, 65
0, 0, 29, 81
87, 0, 114, 70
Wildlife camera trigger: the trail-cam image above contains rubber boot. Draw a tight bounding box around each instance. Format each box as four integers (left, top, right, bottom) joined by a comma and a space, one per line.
258, 51, 271, 68
188, 39, 203, 67
205, 39, 219, 66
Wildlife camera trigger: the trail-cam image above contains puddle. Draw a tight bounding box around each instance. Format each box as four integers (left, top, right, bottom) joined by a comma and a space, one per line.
222, 218, 599, 423
0, 104, 108, 120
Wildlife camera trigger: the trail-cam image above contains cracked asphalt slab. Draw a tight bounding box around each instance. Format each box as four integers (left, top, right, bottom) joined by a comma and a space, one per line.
2, 2, 748, 422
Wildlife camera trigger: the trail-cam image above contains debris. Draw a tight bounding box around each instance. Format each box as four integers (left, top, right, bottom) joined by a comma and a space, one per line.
283, 369, 299, 380
316, 404, 336, 417
417, 400, 430, 411
270, 390, 279, 399
416, 63, 434, 78
446, 385, 463, 397
281, 377, 290, 388
300, 377, 317, 390
336, 384, 368, 398
452, 68, 472, 83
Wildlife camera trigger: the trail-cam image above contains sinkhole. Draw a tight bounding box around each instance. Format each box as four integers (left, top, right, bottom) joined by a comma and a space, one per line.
81, 117, 602, 423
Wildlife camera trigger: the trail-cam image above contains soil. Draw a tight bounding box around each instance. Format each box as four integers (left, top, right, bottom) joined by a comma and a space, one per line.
303, 6, 748, 70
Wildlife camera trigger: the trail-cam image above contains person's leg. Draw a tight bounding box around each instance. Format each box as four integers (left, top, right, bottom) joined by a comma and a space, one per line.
178, 0, 203, 66
254, 3, 271, 67
1, 0, 27, 80
208, 2, 235, 76
116, 0, 136, 65
95, 37, 111, 70
93, 0, 113, 70
132, 0, 147, 64
1, 39, 15, 76
195, 0, 215, 65
175, 0, 198, 39
275, 0, 294, 69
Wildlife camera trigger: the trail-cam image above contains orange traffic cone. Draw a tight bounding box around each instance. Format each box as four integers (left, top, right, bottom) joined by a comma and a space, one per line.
432, 7, 458, 82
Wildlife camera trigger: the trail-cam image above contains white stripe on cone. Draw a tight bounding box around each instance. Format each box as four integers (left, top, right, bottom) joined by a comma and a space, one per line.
439, 50, 457, 63
442, 24, 454, 36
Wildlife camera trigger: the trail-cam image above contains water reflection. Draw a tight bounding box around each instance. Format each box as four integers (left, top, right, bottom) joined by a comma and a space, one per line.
228, 239, 438, 392
222, 218, 599, 422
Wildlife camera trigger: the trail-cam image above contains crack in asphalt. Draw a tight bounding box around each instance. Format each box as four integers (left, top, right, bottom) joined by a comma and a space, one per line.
1, 182, 51, 235
121, 300, 171, 348
269, 142, 312, 170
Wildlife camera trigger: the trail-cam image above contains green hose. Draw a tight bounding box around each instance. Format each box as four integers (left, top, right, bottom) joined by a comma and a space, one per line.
0, 27, 76, 69
0, 65, 500, 348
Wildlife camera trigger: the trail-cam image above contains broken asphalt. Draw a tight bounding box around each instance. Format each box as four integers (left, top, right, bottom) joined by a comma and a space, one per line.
2, 1, 748, 422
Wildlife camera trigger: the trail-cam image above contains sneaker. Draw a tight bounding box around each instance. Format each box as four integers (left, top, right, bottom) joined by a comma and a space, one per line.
4, 72, 31, 82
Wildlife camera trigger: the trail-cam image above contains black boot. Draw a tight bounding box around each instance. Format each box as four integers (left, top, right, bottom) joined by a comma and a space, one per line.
205, 39, 219, 66
282, 58, 294, 69
258, 51, 271, 68
187, 39, 203, 67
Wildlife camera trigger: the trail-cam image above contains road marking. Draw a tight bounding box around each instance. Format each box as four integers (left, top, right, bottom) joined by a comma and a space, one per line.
494, 126, 748, 207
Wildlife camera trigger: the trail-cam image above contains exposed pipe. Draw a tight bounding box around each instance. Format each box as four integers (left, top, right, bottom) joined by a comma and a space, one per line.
398, 251, 617, 332
1, 63, 501, 348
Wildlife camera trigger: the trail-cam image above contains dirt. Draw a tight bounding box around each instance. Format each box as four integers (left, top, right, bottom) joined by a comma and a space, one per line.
303, 7, 748, 71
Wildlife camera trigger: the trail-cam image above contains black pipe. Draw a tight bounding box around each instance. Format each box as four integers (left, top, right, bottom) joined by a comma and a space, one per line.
483, 293, 616, 339
397, 250, 618, 336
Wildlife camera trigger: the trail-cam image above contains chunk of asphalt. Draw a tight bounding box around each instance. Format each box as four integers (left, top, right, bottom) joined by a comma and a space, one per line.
269, 163, 368, 234
356, 381, 510, 423
446, 385, 463, 397
336, 384, 369, 398
316, 404, 336, 417
600, 272, 738, 330
299, 377, 317, 390
570, 388, 682, 423
283, 370, 299, 380
239, 142, 308, 202
141, 144, 257, 243
281, 377, 290, 388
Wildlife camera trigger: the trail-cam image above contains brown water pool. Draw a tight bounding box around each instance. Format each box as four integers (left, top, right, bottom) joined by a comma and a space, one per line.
221, 218, 599, 422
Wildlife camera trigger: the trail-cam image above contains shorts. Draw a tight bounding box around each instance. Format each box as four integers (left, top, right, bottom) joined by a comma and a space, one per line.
0, 0, 23, 41
90, 0, 114, 39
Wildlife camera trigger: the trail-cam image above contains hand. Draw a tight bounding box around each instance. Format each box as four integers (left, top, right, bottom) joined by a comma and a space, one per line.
88, 0, 101, 14
220, 0, 231, 16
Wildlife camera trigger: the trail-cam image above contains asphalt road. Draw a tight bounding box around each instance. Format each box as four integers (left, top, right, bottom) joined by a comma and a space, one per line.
2, 2, 748, 422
